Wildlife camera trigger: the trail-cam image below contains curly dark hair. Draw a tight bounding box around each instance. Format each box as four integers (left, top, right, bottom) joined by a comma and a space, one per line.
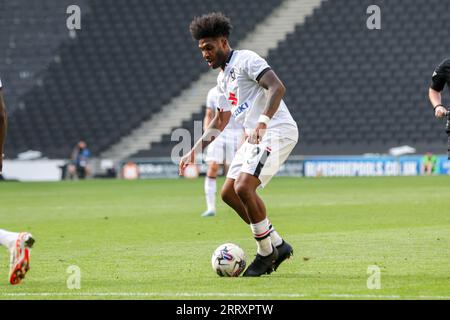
189, 12, 233, 40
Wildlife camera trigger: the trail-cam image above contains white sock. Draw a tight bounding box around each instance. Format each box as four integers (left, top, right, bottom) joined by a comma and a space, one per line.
268, 220, 283, 247
0, 229, 18, 251
204, 176, 216, 212
250, 218, 273, 256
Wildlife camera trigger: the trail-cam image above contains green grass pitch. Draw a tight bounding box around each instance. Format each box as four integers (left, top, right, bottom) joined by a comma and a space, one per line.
0, 176, 449, 300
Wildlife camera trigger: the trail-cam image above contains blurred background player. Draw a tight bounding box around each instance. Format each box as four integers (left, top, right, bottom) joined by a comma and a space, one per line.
421, 152, 438, 175
67, 140, 91, 179
181, 13, 299, 277
201, 86, 244, 217
0, 77, 35, 285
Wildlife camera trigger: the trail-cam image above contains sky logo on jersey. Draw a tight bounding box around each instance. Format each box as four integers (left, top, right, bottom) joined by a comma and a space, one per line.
232, 102, 249, 118
228, 92, 238, 106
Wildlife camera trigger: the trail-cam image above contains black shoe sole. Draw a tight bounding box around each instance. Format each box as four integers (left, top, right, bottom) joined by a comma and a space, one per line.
242, 264, 275, 277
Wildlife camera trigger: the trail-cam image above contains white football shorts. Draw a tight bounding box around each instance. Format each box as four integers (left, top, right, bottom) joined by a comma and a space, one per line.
227, 130, 298, 188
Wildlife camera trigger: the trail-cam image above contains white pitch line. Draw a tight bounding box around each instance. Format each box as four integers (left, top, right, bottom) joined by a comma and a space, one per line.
0, 292, 449, 299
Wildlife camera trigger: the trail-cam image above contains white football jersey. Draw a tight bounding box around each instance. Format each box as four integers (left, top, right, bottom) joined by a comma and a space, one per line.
216, 50, 298, 141
206, 86, 244, 135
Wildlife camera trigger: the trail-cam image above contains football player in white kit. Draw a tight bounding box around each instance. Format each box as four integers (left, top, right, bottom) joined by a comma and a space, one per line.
201, 86, 244, 217
0, 77, 35, 285
180, 13, 299, 276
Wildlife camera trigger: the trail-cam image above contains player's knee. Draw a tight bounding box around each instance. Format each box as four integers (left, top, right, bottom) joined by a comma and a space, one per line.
207, 162, 219, 177
234, 182, 252, 201
221, 184, 233, 203
220, 189, 229, 203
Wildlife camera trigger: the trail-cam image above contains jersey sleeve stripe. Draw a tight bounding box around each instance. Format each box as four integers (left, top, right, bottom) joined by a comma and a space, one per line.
255, 67, 272, 82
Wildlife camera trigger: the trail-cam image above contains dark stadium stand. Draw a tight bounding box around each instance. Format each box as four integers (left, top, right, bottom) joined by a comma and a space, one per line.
267, 0, 450, 155
144, 0, 450, 157
0, 0, 85, 117
2, 0, 282, 158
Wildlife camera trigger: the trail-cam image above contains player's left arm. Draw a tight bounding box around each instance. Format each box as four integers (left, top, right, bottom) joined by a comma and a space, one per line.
249, 70, 286, 144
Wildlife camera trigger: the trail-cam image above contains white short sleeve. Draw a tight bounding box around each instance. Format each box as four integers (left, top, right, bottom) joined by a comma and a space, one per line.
0, 78, 2, 88
242, 50, 271, 82
217, 93, 231, 112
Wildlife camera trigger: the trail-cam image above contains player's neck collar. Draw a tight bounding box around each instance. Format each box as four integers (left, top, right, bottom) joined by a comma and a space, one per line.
222, 50, 235, 70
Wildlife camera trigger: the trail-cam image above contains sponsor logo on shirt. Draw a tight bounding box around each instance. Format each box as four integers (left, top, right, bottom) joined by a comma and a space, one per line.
228, 92, 238, 106
232, 102, 249, 118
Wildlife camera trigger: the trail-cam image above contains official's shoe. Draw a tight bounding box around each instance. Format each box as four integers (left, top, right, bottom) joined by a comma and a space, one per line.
201, 210, 216, 217
273, 240, 293, 271
9, 232, 35, 285
242, 246, 278, 277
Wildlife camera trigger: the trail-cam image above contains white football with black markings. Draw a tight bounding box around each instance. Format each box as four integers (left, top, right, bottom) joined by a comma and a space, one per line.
211, 243, 246, 277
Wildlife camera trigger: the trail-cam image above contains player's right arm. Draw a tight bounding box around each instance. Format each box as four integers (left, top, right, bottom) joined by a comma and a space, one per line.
0, 86, 7, 174
203, 107, 215, 132
179, 110, 231, 176
429, 87, 446, 118
429, 59, 450, 119
204, 86, 218, 131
